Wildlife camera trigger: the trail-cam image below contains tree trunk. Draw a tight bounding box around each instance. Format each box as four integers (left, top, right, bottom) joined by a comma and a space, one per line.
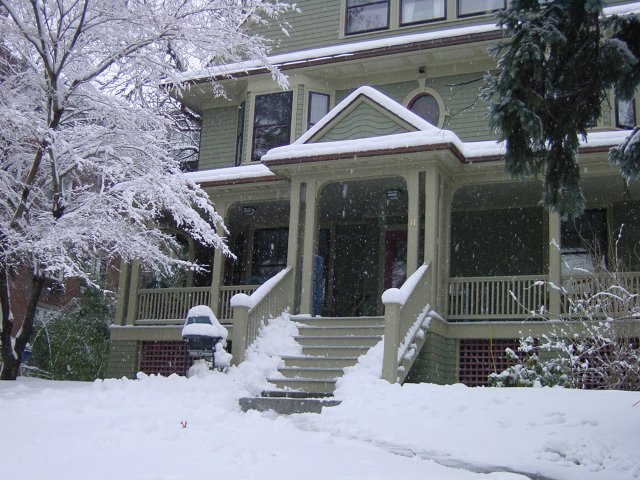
0, 251, 15, 379
0, 267, 45, 380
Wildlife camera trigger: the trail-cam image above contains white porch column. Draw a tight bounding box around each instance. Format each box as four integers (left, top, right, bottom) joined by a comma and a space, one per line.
548, 211, 562, 316
404, 173, 420, 277
125, 260, 140, 325
423, 165, 440, 307
209, 201, 228, 319
114, 260, 130, 326
299, 180, 318, 315
286, 180, 303, 313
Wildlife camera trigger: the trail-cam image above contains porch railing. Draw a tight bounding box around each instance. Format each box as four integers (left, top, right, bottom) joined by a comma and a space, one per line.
135, 284, 259, 324
136, 287, 210, 324
230, 267, 293, 365
561, 271, 640, 315
447, 275, 548, 320
219, 285, 259, 320
382, 263, 434, 383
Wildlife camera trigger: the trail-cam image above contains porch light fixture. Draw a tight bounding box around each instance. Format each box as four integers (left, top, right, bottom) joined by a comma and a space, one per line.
243, 206, 256, 216
386, 189, 401, 201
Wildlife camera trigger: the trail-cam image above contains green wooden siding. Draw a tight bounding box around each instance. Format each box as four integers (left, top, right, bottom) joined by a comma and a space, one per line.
253, 0, 629, 56
405, 332, 457, 385
199, 106, 240, 170
316, 101, 412, 142
426, 73, 494, 141
250, 0, 341, 55
105, 340, 139, 379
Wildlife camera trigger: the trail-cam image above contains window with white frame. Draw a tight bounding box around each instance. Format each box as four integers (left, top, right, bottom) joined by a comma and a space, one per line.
308, 92, 330, 130
252, 91, 293, 162
401, 0, 445, 25
345, 0, 390, 35
616, 97, 636, 129
458, 0, 505, 17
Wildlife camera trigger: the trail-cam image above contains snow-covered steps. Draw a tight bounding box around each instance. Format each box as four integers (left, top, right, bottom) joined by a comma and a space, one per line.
266, 315, 384, 396
268, 377, 337, 394
279, 355, 360, 369
239, 391, 341, 415
295, 335, 381, 347
291, 315, 384, 328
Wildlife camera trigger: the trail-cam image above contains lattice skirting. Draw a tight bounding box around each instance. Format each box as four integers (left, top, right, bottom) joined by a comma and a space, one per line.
458, 339, 519, 387
139, 341, 192, 376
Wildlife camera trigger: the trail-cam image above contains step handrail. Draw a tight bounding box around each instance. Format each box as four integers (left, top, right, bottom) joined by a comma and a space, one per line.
230, 267, 293, 365
381, 263, 436, 383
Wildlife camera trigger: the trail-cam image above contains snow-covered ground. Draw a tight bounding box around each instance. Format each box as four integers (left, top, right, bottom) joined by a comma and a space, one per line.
1, 319, 638, 480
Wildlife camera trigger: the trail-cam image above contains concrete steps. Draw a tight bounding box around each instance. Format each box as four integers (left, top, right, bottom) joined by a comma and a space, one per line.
267, 316, 383, 396
241, 315, 384, 414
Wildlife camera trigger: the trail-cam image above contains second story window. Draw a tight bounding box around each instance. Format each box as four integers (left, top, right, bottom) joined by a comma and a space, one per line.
401, 0, 446, 26
308, 92, 330, 130
616, 97, 636, 129
252, 91, 293, 162
346, 0, 390, 35
458, 0, 505, 17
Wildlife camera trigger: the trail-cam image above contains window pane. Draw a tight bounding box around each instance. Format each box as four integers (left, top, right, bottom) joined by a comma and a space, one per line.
409, 94, 440, 126
346, 0, 389, 35
617, 98, 636, 129
254, 92, 292, 126
252, 92, 292, 161
401, 0, 445, 25
458, 0, 505, 16
308, 92, 330, 130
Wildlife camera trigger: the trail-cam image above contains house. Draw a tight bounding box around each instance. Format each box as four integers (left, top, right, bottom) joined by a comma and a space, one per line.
107, 0, 640, 390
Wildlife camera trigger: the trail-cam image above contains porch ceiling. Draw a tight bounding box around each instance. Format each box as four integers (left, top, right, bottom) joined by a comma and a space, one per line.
319, 177, 407, 223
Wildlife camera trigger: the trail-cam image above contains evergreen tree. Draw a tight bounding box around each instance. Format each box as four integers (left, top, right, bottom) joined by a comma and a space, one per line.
483, 0, 640, 219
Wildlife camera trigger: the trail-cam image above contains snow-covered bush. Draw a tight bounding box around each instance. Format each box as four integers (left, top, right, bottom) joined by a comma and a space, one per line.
491, 271, 640, 390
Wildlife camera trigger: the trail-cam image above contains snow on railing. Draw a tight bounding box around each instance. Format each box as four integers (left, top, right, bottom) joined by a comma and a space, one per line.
230, 267, 293, 365
381, 263, 435, 383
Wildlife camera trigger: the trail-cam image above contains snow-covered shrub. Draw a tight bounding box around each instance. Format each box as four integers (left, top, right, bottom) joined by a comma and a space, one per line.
489, 337, 573, 388
29, 289, 113, 381
491, 270, 640, 390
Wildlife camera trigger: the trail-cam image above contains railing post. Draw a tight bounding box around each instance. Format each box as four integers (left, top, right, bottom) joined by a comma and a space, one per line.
382, 289, 403, 383
230, 293, 251, 366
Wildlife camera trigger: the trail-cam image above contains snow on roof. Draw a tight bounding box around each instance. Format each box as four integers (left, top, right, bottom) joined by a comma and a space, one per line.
177, 23, 499, 83
263, 129, 632, 164
184, 163, 275, 185
295, 86, 439, 145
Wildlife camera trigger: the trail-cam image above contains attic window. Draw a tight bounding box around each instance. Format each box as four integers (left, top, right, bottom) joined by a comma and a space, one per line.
345, 0, 390, 35
408, 93, 440, 126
